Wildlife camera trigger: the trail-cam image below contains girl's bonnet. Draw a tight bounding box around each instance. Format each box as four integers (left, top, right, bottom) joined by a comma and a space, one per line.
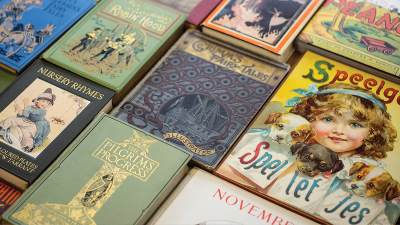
286, 84, 386, 111
34, 88, 56, 105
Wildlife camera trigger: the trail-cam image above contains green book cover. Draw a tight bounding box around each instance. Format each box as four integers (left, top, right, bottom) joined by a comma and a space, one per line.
43, 0, 186, 92
3, 114, 191, 225
0, 70, 15, 93
300, 0, 400, 76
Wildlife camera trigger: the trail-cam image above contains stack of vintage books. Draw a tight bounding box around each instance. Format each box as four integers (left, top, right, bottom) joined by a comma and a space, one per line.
0, 0, 399, 225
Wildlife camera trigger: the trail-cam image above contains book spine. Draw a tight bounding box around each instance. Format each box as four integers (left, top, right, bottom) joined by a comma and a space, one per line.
306, 35, 400, 76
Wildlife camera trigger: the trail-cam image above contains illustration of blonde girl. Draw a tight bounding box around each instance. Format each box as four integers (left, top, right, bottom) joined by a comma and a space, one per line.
290, 82, 396, 161
287, 82, 399, 224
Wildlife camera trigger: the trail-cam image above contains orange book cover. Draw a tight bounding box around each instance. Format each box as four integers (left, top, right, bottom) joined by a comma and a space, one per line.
203, 0, 323, 55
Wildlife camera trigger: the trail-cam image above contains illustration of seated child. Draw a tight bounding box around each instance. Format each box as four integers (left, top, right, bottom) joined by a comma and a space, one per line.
266, 83, 399, 224
0, 88, 55, 153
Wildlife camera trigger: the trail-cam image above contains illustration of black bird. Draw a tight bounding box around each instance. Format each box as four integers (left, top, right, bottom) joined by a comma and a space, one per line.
81, 173, 114, 208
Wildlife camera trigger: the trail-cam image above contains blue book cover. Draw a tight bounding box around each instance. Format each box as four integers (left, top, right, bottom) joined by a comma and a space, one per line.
113, 31, 288, 169
0, 0, 95, 73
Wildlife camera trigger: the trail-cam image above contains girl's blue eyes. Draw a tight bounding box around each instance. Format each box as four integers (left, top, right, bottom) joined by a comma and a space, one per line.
320, 116, 364, 128
350, 122, 364, 128
322, 117, 333, 122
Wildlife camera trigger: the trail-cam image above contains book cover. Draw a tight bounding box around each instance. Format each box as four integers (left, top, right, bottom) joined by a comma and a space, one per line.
0, 60, 114, 189
0, 179, 21, 216
299, 0, 400, 76
0, 0, 95, 73
216, 51, 400, 224
0, 70, 15, 93
3, 114, 191, 225
43, 0, 186, 96
148, 168, 318, 225
187, 0, 222, 26
112, 30, 289, 169
202, 0, 323, 55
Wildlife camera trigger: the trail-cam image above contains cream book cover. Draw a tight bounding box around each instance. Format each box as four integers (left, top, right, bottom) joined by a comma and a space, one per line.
148, 168, 317, 225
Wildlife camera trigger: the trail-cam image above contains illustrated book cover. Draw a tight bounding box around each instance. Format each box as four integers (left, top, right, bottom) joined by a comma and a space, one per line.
0, 60, 114, 190
112, 30, 289, 169
216, 51, 400, 224
0, 0, 95, 73
153, 0, 222, 27
202, 0, 324, 62
297, 0, 400, 77
0, 70, 15, 93
3, 114, 191, 225
147, 168, 317, 225
43, 0, 186, 104
0, 179, 21, 216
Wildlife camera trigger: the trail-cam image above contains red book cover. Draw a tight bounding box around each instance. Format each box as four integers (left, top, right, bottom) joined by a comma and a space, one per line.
188, 0, 222, 26
0, 180, 21, 215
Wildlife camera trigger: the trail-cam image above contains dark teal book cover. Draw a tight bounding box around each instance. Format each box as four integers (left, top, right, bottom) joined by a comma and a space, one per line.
113, 30, 288, 169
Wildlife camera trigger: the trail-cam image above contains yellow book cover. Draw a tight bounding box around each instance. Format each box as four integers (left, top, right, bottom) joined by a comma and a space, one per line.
217, 51, 400, 224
